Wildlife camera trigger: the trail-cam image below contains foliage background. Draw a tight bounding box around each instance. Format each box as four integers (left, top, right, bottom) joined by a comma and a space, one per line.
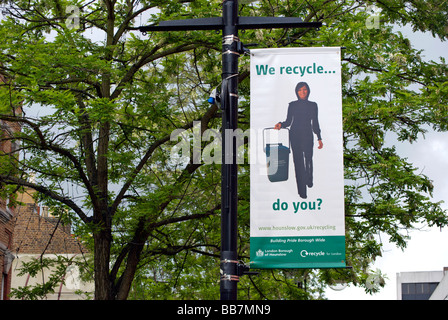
1, 0, 448, 299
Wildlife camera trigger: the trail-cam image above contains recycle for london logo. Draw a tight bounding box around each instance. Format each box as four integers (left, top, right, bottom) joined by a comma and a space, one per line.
300, 250, 325, 258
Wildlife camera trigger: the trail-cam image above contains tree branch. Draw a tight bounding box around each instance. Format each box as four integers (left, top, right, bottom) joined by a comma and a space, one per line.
109, 102, 219, 215
111, 41, 215, 101
0, 174, 89, 223
0, 114, 100, 212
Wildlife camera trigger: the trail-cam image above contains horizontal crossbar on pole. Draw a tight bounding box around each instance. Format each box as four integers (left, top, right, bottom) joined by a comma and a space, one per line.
138, 16, 322, 32
238, 17, 321, 29
139, 17, 223, 32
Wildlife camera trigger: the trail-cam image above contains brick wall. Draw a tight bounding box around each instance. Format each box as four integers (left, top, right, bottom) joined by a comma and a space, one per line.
13, 203, 87, 255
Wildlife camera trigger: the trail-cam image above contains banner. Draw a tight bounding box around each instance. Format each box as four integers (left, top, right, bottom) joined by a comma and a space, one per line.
250, 47, 345, 269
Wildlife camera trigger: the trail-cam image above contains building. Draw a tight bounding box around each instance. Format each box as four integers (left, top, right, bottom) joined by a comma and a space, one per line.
10, 188, 94, 300
0, 72, 20, 300
397, 268, 448, 300
0, 195, 15, 300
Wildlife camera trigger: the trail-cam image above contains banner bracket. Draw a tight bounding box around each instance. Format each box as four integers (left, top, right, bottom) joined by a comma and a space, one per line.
238, 263, 259, 277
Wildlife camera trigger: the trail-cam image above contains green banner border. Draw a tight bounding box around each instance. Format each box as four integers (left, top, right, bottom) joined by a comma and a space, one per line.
250, 236, 345, 269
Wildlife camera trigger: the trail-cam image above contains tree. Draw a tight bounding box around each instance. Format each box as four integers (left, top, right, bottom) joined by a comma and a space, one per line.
1, 0, 448, 300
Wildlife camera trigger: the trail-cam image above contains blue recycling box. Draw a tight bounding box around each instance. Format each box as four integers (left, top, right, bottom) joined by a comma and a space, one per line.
263, 128, 290, 182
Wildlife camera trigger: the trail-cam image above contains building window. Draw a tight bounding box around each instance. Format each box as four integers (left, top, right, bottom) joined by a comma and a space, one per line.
0, 198, 14, 220
401, 282, 439, 300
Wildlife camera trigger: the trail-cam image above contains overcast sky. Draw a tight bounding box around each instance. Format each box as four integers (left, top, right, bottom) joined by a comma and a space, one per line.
326, 25, 448, 300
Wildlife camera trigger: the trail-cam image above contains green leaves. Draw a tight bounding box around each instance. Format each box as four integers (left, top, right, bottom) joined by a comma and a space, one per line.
2, 0, 448, 299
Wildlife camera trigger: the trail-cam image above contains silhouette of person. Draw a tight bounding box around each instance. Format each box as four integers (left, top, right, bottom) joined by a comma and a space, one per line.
274, 82, 323, 199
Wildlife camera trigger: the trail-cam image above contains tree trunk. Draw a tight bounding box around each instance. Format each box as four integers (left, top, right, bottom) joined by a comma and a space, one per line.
94, 0, 113, 297
115, 243, 144, 300
93, 229, 113, 300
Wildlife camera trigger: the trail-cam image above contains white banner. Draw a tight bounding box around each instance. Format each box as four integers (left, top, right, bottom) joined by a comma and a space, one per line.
250, 47, 345, 269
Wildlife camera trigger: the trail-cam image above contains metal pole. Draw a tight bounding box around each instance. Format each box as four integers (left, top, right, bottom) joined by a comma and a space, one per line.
138, 5, 321, 301
220, 0, 239, 301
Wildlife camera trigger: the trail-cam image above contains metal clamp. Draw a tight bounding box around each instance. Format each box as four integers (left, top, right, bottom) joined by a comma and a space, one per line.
221, 259, 239, 264
220, 260, 259, 282
223, 34, 239, 45
222, 50, 240, 56
220, 259, 239, 282
221, 274, 240, 282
